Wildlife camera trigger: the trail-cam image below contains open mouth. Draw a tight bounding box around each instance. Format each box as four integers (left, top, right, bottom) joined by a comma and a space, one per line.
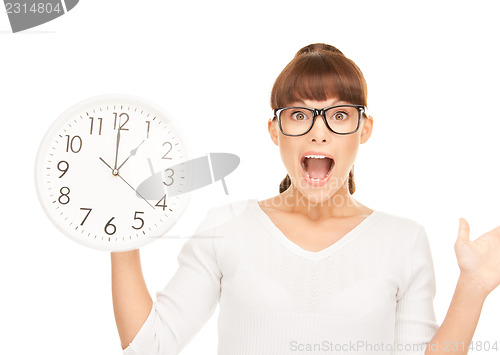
300, 154, 335, 181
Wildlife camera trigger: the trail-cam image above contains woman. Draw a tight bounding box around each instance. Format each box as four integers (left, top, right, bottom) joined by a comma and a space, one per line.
111, 43, 500, 355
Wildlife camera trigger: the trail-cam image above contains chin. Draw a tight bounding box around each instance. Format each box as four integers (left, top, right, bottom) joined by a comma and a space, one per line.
290, 174, 344, 207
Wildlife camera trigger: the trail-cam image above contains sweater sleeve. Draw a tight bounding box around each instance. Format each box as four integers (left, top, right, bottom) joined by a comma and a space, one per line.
123, 208, 222, 355
392, 226, 439, 355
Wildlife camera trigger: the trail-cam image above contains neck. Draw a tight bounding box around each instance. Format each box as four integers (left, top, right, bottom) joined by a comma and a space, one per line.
277, 180, 366, 221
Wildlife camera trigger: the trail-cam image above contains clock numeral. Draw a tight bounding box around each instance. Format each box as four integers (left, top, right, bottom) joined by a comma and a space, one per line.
65, 135, 82, 153
162, 168, 174, 186
57, 160, 69, 178
80, 208, 92, 225
89, 117, 103, 135
162, 141, 172, 160
113, 112, 129, 131
132, 211, 145, 230
155, 195, 167, 210
104, 217, 117, 235
145, 120, 150, 138
58, 187, 70, 205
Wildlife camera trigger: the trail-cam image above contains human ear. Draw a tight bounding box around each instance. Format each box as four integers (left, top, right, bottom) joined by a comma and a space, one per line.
268, 118, 279, 146
359, 115, 373, 144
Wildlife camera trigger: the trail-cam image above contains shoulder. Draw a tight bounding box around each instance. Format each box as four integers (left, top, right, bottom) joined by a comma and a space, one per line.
209, 198, 254, 219
375, 209, 425, 233
201, 198, 255, 233
372, 209, 428, 248
372, 211, 434, 287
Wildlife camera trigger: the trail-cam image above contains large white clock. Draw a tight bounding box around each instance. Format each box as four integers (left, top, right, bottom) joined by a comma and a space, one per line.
34, 94, 192, 252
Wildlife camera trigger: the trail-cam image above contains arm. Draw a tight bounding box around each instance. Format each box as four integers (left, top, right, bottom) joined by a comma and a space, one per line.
424, 218, 500, 354
111, 249, 153, 350
112, 208, 222, 355
424, 274, 487, 355
393, 226, 440, 355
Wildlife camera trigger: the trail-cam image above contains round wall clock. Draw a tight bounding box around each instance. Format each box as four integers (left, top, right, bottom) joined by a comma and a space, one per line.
35, 94, 193, 252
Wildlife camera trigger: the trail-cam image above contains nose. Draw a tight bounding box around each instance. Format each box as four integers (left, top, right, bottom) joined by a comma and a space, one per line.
307, 113, 330, 142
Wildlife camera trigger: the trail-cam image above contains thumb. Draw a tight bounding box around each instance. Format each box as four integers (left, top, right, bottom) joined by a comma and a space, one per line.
457, 217, 470, 242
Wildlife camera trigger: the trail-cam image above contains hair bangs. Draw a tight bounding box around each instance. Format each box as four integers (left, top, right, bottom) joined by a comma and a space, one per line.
271, 51, 367, 110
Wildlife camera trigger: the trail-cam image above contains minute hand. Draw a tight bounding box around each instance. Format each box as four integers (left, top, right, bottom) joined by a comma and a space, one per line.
117, 140, 145, 171
113, 128, 121, 171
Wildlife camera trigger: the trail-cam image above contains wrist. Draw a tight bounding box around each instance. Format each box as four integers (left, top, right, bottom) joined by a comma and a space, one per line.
457, 272, 490, 300
111, 249, 140, 260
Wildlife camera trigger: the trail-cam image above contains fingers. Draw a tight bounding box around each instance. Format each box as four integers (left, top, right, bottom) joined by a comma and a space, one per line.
457, 217, 470, 242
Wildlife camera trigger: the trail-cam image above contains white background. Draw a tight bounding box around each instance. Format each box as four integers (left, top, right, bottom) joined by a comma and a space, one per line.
1, 0, 499, 354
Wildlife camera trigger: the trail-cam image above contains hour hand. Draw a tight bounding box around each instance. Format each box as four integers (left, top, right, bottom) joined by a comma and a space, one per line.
99, 156, 113, 171
117, 139, 145, 171
98, 156, 154, 209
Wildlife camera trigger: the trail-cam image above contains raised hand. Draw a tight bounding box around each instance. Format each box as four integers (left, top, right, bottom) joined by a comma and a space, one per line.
455, 218, 500, 297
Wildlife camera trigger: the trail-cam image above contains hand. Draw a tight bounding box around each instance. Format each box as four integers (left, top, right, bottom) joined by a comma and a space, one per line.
117, 140, 145, 171
455, 217, 500, 296
99, 157, 155, 210
113, 128, 121, 172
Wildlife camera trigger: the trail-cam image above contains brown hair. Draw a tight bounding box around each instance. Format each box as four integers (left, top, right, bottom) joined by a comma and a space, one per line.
270, 43, 368, 194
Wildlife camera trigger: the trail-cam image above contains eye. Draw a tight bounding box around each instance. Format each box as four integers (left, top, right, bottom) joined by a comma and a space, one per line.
332, 111, 348, 121
291, 111, 308, 121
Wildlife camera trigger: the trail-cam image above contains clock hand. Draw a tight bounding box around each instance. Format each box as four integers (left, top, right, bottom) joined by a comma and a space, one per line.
99, 157, 155, 210
99, 156, 113, 170
113, 128, 121, 173
116, 174, 155, 210
117, 139, 145, 171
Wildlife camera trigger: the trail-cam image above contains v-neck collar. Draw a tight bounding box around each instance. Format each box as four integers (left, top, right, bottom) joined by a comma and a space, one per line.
249, 198, 383, 261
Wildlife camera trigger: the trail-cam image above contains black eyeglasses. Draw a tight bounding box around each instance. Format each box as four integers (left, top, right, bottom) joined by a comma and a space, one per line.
273, 104, 368, 136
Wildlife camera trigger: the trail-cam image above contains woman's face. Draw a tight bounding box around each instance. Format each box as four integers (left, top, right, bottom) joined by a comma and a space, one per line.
268, 97, 373, 204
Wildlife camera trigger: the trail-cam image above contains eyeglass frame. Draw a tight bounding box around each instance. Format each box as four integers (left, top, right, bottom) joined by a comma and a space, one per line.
273, 104, 369, 136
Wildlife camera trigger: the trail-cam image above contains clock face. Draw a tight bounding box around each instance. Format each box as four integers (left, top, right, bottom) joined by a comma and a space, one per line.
35, 94, 192, 252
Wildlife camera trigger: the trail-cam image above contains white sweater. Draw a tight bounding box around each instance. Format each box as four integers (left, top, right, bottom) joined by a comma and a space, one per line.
122, 199, 439, 355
